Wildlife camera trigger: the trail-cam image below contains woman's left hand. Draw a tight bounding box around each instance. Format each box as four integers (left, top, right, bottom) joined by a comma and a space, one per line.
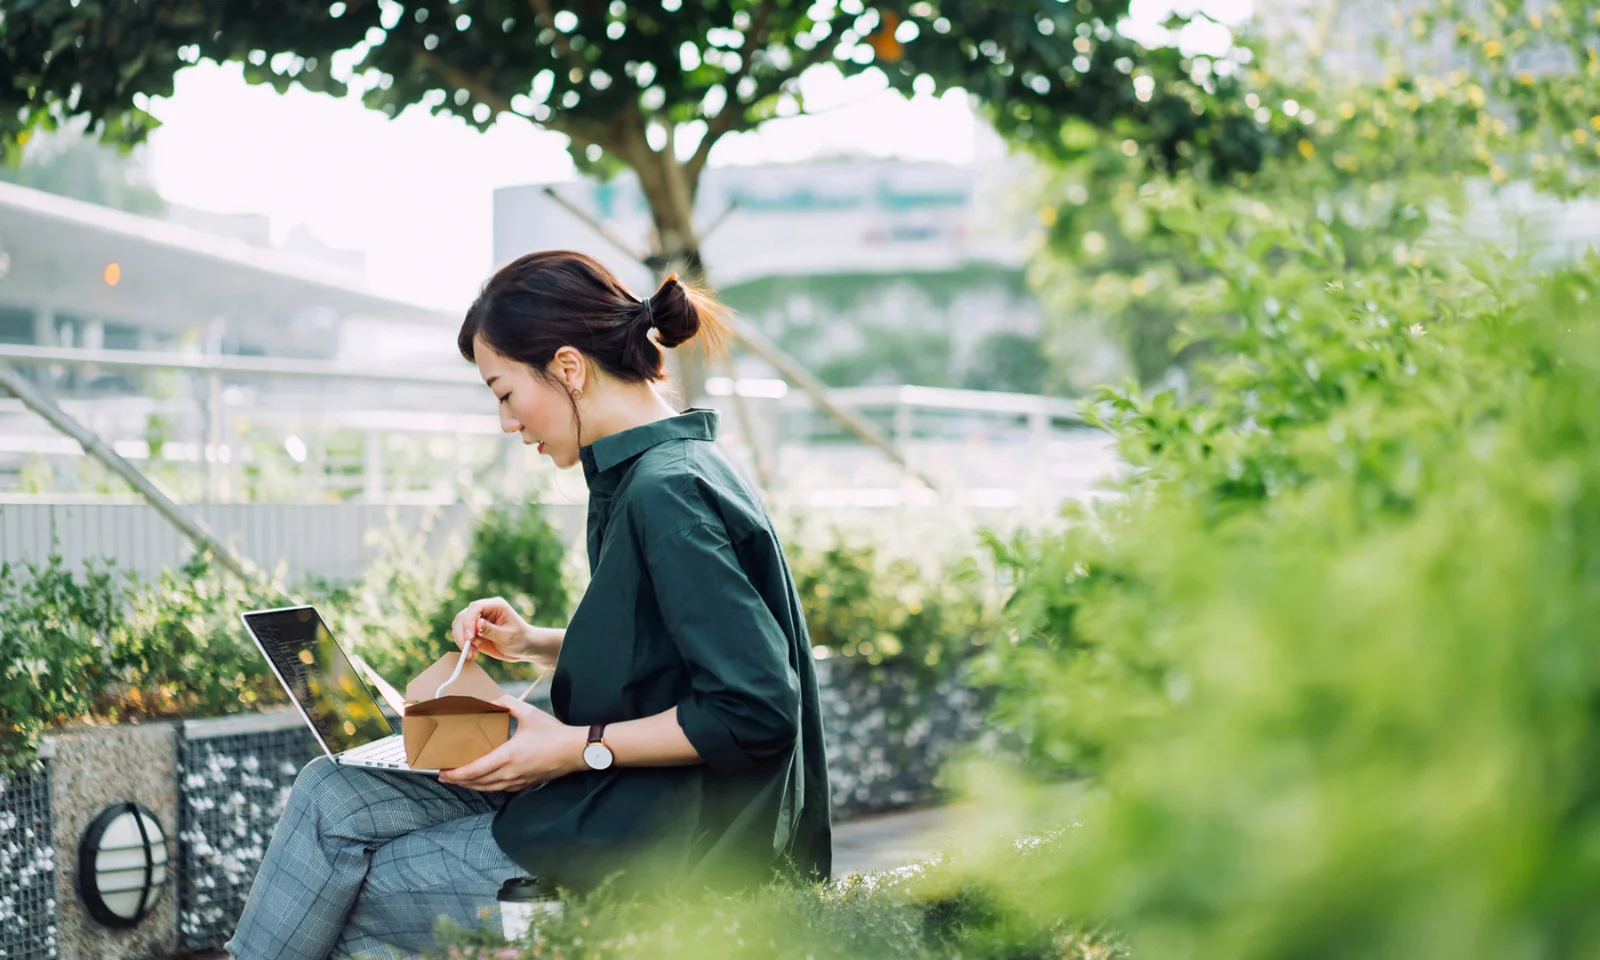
438, 697, 585, 792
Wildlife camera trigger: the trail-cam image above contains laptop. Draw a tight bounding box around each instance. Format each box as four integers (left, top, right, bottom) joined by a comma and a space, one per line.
241, 605, 439, 775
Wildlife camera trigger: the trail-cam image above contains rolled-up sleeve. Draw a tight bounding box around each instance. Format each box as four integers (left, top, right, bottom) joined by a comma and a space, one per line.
647, 520, 801, 772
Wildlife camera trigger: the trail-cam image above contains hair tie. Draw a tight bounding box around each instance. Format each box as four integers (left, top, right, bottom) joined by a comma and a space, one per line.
639, 296, 654, 324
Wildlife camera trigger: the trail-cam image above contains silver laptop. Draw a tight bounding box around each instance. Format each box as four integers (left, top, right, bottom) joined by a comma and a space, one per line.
241, 605, 439, 775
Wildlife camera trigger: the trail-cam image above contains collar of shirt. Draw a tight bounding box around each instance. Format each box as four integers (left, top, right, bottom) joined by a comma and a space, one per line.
579, 407, 720, 483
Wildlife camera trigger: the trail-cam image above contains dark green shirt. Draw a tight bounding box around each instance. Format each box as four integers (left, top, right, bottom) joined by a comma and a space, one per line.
492, 409, 832, 890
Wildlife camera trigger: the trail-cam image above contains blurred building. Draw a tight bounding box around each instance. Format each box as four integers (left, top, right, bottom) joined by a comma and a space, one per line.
493, 157, 1046, 392
0, 180, 466, 495
0, 181, 440, 359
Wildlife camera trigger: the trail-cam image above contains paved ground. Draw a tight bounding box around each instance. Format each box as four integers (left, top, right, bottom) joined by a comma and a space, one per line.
832, 805, 959, 874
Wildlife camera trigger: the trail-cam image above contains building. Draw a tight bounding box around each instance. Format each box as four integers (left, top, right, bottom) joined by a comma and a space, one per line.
492, 157, 1047, 392
0, 180, 472, 497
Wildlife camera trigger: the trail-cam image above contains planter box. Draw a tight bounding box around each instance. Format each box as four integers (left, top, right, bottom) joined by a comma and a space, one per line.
815, 658, 989, 818
177, 710, 318, 953
44, 722, 180, 960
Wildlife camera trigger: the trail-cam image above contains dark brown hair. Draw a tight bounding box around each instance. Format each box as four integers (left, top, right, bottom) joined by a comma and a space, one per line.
457, 250, 729, 387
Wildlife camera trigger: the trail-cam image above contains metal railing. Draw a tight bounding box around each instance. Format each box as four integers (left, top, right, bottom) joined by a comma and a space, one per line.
0, 343, 1113, 510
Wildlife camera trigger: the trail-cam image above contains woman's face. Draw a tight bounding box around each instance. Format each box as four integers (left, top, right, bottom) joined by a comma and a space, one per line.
474, 336, 584, 469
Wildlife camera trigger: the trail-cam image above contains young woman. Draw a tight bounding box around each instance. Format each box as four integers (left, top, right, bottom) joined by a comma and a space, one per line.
227, 251, 831, 960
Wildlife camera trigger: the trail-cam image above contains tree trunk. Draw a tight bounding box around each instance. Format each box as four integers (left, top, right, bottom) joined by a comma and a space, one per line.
632, 144, 710, 405
624, 130, 938, 493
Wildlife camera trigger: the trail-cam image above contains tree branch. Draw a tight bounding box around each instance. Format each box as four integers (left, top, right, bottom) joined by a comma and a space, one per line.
415, 44, 634, 161
414, 47, 515, 115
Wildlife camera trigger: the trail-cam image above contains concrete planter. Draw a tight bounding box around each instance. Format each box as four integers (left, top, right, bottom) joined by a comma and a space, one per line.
43, 722, 180, 960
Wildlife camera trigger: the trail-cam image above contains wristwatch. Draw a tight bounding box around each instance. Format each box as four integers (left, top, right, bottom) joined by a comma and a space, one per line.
582, 723, 615, 770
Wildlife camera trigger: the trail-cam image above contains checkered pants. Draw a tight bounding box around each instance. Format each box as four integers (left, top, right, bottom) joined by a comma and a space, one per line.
227, 756, 523, 960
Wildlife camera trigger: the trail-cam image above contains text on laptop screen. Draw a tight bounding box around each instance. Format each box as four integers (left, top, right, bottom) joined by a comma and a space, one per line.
245, 608, 398, 755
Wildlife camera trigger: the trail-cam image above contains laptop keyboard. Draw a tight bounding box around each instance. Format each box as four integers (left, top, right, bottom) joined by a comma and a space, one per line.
342, 737, 409, 765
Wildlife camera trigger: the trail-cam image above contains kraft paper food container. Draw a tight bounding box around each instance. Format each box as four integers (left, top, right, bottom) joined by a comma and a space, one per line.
400, 652, 512, 770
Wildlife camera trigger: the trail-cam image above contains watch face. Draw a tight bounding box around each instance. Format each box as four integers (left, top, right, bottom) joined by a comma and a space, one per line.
582, 742, 614, 770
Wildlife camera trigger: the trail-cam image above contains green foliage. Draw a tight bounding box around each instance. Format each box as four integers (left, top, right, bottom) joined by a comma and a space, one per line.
980, 200, 1600, 954
1032, 0, 1600, 388
1, 0, 1273, 266
787, 532, 997, 683
314, 519, 468, 688
434, 500, 572, 633
960, 331, 1051, 395
0, 500, 571, 770
428, 858, 1114, 960
0, 556, 124, 776
109, 553, 289, 722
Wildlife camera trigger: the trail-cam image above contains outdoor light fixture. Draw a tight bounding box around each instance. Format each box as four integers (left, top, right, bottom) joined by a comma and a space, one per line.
77, 802, 169, 929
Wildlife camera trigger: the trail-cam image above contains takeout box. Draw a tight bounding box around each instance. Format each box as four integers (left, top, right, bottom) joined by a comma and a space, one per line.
392, 653, 512, 770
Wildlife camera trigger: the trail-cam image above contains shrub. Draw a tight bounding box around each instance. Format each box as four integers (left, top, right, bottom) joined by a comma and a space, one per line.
786, 532, 998, 685
109, 552, 289, 722
428, 856, 1115, 960
0, 498, 576, 771
0, 555, 125, 775
427, 499, 572, 678
977, 201, 1600, 956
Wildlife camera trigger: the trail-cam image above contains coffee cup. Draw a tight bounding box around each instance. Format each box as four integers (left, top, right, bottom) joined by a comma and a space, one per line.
497, 876, 561, 943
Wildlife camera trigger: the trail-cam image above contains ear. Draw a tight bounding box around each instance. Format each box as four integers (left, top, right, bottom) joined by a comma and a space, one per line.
549, 346, 586, 394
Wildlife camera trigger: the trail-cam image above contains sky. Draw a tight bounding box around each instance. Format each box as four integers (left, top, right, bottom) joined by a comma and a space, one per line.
144, 0, 1252, 311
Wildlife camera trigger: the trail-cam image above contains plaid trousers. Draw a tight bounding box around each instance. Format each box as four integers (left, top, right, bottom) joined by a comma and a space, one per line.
227, 756, 524, 960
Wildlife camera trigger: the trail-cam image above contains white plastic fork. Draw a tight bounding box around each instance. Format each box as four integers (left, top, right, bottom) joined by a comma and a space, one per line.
435, 640, 475, 698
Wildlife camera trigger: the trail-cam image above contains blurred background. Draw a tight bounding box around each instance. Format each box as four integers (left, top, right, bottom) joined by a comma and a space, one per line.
3, 0, 1596, 582
5, 1, 1600, 956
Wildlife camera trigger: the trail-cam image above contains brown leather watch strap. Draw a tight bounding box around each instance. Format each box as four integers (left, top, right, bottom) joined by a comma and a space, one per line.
587, 723, 606, 744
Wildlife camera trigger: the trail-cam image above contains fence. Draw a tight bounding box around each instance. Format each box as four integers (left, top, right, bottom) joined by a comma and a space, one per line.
0, 343, 1109, 512
0, 500, 503, 583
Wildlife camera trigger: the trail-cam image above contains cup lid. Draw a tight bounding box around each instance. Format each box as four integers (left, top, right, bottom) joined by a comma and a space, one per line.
497, 876, 558, 901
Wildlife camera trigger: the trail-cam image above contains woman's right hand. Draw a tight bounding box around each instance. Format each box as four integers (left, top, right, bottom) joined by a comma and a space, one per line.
450, 597, 532, 662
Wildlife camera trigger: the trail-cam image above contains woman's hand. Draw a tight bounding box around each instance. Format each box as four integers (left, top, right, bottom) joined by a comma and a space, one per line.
450, 597, 532, 662
438, 697, 585, 792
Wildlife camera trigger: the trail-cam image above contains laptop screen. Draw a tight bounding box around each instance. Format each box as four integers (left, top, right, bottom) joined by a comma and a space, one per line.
243, 607, 399, 756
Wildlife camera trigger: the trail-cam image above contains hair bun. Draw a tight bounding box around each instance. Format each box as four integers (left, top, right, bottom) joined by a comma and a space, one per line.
644, 275, 703, 350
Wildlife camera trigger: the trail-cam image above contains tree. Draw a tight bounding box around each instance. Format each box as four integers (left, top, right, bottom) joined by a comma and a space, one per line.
1028, 0, 1600, 387
1, 0, 1275, 279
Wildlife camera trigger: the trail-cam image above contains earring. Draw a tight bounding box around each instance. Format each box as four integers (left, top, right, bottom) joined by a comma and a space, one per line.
571, 388, 583, 400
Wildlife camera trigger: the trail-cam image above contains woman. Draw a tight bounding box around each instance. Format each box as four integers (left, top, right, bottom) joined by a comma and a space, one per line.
227, 251, 831, 960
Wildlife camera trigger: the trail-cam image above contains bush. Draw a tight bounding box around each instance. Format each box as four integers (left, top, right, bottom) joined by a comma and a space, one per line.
428, 855, 1115, 960
0, 555, 125, 776
0, 498, 573, 771
109, 552, 288, 722
786, 531, 998, 685
977, 199, 1600, 956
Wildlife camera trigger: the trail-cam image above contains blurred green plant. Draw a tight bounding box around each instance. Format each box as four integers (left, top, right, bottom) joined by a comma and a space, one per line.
976, 206, 1600, 954
108, 552, 289, 722
0, 499, 572, 771
432, 499, 572, 636
1031, 0, 1600, 388
787, 532, 998, 684
0, 555, 124, 776
427, 853, 1113, 960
